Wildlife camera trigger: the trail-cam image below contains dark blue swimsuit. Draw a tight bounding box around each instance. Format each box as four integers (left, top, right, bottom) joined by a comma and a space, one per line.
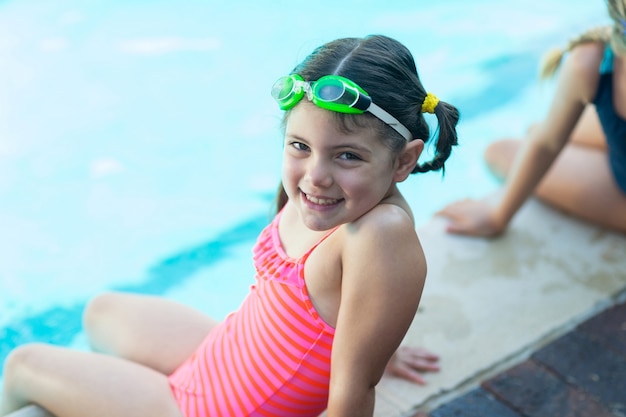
593, 46, 626, 194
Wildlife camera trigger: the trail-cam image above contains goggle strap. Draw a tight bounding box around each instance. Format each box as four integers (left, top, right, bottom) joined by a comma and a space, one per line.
367, 103, 412, 141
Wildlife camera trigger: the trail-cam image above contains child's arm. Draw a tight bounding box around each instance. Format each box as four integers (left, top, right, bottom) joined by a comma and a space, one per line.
326, 204, 426, 417
437, 42, 602, 236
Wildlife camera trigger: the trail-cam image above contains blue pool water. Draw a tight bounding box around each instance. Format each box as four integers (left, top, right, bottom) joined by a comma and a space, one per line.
0, 0, 606, 381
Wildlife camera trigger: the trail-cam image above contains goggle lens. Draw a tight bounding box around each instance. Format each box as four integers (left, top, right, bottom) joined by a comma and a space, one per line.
312, 76, 365, 113
271, 76, 294, 101
314, 79, 346, 103
271, 75, 305, 110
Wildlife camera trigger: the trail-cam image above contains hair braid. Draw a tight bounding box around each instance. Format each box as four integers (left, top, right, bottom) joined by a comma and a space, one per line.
412, 100, 460, 174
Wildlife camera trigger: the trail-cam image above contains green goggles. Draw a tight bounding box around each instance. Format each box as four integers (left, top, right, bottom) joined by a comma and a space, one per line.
271, 74, 412, 141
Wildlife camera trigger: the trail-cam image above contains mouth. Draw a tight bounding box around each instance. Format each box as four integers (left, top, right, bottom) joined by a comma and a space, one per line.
302, 191, 342, 207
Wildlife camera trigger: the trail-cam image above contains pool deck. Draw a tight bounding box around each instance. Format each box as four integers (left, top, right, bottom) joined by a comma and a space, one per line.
420, 298, 626, 417
371, 195, 626, 417
6, 195, 626, 417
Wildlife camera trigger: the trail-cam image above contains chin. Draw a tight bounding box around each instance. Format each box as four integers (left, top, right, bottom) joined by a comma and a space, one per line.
302, 215, 339, 232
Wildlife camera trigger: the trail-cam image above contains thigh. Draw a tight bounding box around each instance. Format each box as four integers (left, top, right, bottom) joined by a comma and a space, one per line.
535, 144, 626, 233
569, 105, 607, 149
83, 292, 218, 375
1, 344, 183, 417
484, 105, 608, 180
484, 139, 626, 232
483, 138, 520, 181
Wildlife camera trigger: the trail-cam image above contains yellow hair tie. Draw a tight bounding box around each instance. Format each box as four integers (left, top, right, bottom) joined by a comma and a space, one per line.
421, 92, 439, 114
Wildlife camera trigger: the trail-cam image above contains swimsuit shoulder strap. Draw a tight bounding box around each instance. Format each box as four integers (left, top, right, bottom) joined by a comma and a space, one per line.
272, 203, 340, 263
600, 44, 614, 75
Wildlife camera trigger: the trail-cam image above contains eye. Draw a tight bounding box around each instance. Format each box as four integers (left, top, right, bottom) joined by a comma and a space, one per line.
339, 152, 362, 161
291, 141, 310, 152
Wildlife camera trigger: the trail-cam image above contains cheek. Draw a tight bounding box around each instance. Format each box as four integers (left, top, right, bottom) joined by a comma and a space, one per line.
338, 173, 374, 197
342, 168, 393, 199
281, 156, 300, 189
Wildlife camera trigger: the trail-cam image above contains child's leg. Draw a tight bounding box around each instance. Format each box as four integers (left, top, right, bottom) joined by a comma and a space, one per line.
485, 105, 606, 180
568, 104, 607, 149
483, 106, 626, 232
532, 143, 626, 232
1, 343, 183, 417
83, 292, 219, 375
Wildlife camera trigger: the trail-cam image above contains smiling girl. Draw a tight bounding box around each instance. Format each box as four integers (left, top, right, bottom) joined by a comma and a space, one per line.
1, 35, 459, 417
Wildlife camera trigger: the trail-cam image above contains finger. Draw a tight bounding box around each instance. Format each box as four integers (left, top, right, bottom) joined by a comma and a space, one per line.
410, 348, 440, 360
445, 222, 471, 235
397, 346, 440, 363
410, 359, 441, 372
433, 209, 448, 217
434, 207, 457, 218
393, 367, 427, 385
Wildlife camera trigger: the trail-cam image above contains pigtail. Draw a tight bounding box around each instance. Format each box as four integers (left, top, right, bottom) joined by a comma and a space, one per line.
539, 47, 566, 80
540, 26, 612, 79
412, 99, 460, 174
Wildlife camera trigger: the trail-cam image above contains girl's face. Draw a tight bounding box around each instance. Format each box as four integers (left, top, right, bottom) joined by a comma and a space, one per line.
281, 102, 401, 231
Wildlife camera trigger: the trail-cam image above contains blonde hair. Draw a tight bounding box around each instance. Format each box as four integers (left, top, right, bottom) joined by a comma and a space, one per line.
540, 0, 626, 79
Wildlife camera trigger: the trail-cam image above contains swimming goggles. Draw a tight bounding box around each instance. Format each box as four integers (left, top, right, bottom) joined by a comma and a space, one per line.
271, 74, 412, 141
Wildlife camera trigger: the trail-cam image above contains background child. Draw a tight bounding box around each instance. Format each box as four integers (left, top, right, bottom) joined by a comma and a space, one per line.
438, 0, 626, 235
1, 34, 458, 417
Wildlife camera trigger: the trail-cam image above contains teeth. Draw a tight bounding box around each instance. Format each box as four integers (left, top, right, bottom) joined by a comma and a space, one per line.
305, 194, 339, 205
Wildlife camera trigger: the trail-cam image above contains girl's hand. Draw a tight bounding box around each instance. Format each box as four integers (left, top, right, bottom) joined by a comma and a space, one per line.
436, 198, 505, 237
385, 346, 440, 385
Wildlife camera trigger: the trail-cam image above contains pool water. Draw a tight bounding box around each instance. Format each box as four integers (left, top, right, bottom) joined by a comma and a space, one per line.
0, 0, 606, 382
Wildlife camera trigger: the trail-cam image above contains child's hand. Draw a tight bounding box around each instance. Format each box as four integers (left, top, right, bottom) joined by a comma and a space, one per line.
385, 346, 440, 385
436, 198, 505, 237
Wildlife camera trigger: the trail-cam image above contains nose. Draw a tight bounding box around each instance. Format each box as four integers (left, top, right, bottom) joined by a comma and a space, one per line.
304, 156, 333, 189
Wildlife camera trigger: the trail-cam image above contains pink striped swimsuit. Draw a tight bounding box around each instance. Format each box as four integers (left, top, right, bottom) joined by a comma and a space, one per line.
168, 210, 337, 416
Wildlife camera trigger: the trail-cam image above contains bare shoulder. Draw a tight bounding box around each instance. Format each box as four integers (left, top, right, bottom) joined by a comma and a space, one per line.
342, 203, 426, 279
566, 42, 604, 100
569, 42, 604, 73
346, 203, 418, 240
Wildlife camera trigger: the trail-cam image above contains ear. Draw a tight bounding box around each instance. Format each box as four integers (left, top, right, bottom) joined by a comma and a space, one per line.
393, 139, 424, 182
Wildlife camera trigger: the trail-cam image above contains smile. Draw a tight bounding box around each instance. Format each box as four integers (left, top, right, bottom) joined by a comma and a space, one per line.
304, 193, 341, 206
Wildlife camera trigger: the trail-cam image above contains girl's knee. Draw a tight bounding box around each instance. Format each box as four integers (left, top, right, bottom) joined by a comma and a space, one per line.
83, 292, 126, 352
3, 343, 51, 385
1, 344, 45, 413
484, 139, 521, 180
82, 292, 119, 330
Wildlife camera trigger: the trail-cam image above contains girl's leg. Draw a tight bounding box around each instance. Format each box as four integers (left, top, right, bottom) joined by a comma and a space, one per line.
83, 292, 218, 375
567, 104, 607, 149
532, 144, 626, 232
486, 105, 606, 180
483, 106, 626, 232
1, 343, 182, 417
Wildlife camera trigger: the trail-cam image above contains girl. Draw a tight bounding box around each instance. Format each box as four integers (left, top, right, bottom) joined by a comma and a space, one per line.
438, 0, 626, 235
1, 35, 458, 417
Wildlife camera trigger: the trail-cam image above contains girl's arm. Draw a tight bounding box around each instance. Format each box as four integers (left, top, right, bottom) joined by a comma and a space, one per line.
438, 43, 603, 236
326, 204, 426, 417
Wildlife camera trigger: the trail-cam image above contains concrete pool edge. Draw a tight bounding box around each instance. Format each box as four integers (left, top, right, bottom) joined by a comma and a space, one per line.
371, 195, 626, 416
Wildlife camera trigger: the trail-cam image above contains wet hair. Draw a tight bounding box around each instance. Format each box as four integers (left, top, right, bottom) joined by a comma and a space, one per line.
541, 0, 626, 78
274, 34, 460, 213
